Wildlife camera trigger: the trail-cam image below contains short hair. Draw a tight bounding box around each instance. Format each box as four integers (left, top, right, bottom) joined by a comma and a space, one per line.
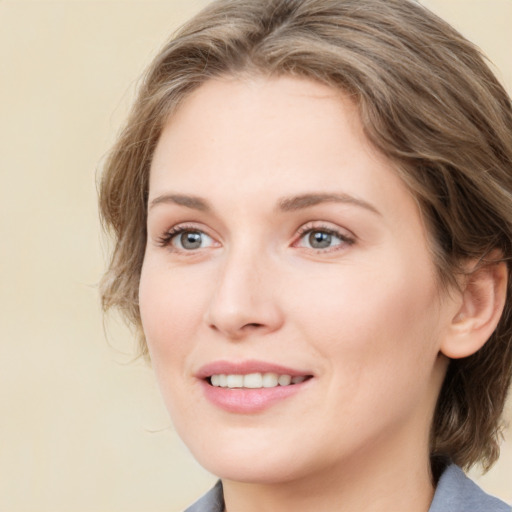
99, 0, 512, 472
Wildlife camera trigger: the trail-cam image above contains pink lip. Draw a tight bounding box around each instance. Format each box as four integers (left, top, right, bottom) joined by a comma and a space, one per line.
196, 359, 313, 414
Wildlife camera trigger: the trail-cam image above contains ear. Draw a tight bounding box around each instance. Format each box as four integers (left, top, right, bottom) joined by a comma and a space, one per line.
441, 254, 508, 359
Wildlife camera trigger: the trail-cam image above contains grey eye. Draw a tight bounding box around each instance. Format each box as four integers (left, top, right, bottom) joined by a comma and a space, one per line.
297, 227, 349, 251
308, 231, 333, 249
172, 230, 213, 250
181, 231, 202, 250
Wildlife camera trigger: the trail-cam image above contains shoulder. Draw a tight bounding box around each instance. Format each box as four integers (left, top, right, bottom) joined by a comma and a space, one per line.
429, 464, 511, 512
183, 480, 224, 512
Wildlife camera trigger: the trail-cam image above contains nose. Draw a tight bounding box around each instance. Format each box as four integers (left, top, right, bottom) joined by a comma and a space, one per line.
204, 247, 284, 340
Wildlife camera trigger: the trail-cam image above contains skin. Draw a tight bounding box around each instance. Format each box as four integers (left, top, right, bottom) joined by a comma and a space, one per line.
139, 76, 471, 512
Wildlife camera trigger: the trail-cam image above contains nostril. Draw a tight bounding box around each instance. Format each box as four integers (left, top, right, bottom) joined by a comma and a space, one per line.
244, 322, 263, 329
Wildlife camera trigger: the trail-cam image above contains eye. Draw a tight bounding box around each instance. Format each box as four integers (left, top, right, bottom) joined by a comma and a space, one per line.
158, 226, 215, 251
174, 230, 212, 250
306, 231, 335, 249
296, 226, 353, 251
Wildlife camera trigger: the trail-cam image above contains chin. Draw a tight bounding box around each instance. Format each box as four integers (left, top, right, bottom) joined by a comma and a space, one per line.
182, 429, 314, 484
199, 453, 306, 484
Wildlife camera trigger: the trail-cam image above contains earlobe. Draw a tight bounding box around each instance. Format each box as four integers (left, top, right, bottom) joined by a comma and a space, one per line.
440, 256, 508, 359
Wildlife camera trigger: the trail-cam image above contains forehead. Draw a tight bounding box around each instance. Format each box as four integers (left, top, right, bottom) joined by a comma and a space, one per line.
149, 75, 420, 226
152, 76, 364, 177
151, 75, 369, 168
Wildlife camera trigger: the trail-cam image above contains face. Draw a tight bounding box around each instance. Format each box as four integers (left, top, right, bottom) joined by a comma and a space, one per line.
140, 76, 454, 485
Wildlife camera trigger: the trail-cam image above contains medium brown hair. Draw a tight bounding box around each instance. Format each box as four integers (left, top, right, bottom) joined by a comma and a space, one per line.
99, 0, 512, 471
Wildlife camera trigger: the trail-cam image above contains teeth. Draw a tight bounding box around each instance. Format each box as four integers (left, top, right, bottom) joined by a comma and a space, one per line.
227, 374, 244, 388
262, 372, 278, 387
209, 372, 308, 389
278, 374, 292, 386
244, 373, 263, 388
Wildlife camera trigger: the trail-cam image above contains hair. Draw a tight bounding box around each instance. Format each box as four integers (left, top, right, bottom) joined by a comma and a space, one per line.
99, 0, 512, 472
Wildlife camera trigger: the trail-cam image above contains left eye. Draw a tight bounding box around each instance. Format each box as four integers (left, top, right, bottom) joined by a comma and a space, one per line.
171, 230, 214, 250
297, 229, 347, 250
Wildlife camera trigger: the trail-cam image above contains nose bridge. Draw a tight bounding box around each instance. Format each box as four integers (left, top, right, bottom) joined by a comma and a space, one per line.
205, 238, 282, 338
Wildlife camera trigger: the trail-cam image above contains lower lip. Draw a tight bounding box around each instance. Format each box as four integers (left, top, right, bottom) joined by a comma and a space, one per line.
200, 379, 310, 413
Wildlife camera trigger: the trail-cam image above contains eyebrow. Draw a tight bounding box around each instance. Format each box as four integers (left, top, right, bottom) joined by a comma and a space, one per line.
278, 193, 381, 215
149, 194, 211, 212
148, 192, 380, 216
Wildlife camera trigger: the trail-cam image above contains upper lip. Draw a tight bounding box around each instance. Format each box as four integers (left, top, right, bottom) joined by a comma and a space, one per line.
196, 359, 313, 379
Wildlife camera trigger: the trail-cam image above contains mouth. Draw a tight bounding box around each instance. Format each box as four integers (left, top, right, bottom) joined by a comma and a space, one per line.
197, 360, 314, 413
207, 372, 312, 388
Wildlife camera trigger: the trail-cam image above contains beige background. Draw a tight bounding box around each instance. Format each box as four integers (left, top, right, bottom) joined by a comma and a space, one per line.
0, 1, 511, 511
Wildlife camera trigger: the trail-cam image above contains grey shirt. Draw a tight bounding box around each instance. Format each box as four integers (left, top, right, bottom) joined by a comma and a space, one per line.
185, 465, 511, 512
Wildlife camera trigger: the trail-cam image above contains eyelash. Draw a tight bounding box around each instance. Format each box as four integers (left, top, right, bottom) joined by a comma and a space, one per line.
156, 223, 355, 253
156, 224, 205, 248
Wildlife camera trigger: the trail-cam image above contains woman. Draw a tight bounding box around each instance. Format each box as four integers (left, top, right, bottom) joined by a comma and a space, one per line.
99, 0, 512, 510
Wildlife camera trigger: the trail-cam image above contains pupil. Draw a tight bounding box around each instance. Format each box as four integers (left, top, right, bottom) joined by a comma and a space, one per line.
309, 231, 331, 248
181, 231, 202, 249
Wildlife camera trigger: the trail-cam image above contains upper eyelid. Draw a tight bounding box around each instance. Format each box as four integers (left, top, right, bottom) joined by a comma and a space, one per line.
158, 222, 214, 237
297, 225, 346, 236
295, 221, 355, 238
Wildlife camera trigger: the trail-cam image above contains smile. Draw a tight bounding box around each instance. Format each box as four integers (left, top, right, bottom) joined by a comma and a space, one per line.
208, 373, 308, 388
198, 360, 314, 413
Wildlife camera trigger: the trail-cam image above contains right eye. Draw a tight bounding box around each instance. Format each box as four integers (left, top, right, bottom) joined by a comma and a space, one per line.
173, 229, 214, 251
158, 227, 216, 251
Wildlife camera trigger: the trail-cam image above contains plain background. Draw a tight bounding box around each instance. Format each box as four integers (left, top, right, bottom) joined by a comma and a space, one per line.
1, 1, 511, 510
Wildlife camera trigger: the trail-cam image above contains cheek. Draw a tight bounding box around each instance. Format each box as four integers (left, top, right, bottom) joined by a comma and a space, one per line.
138, 262, 208, 365
138, 262, 214, 423
286, 256, 442, 382
294, 268, 443, 449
